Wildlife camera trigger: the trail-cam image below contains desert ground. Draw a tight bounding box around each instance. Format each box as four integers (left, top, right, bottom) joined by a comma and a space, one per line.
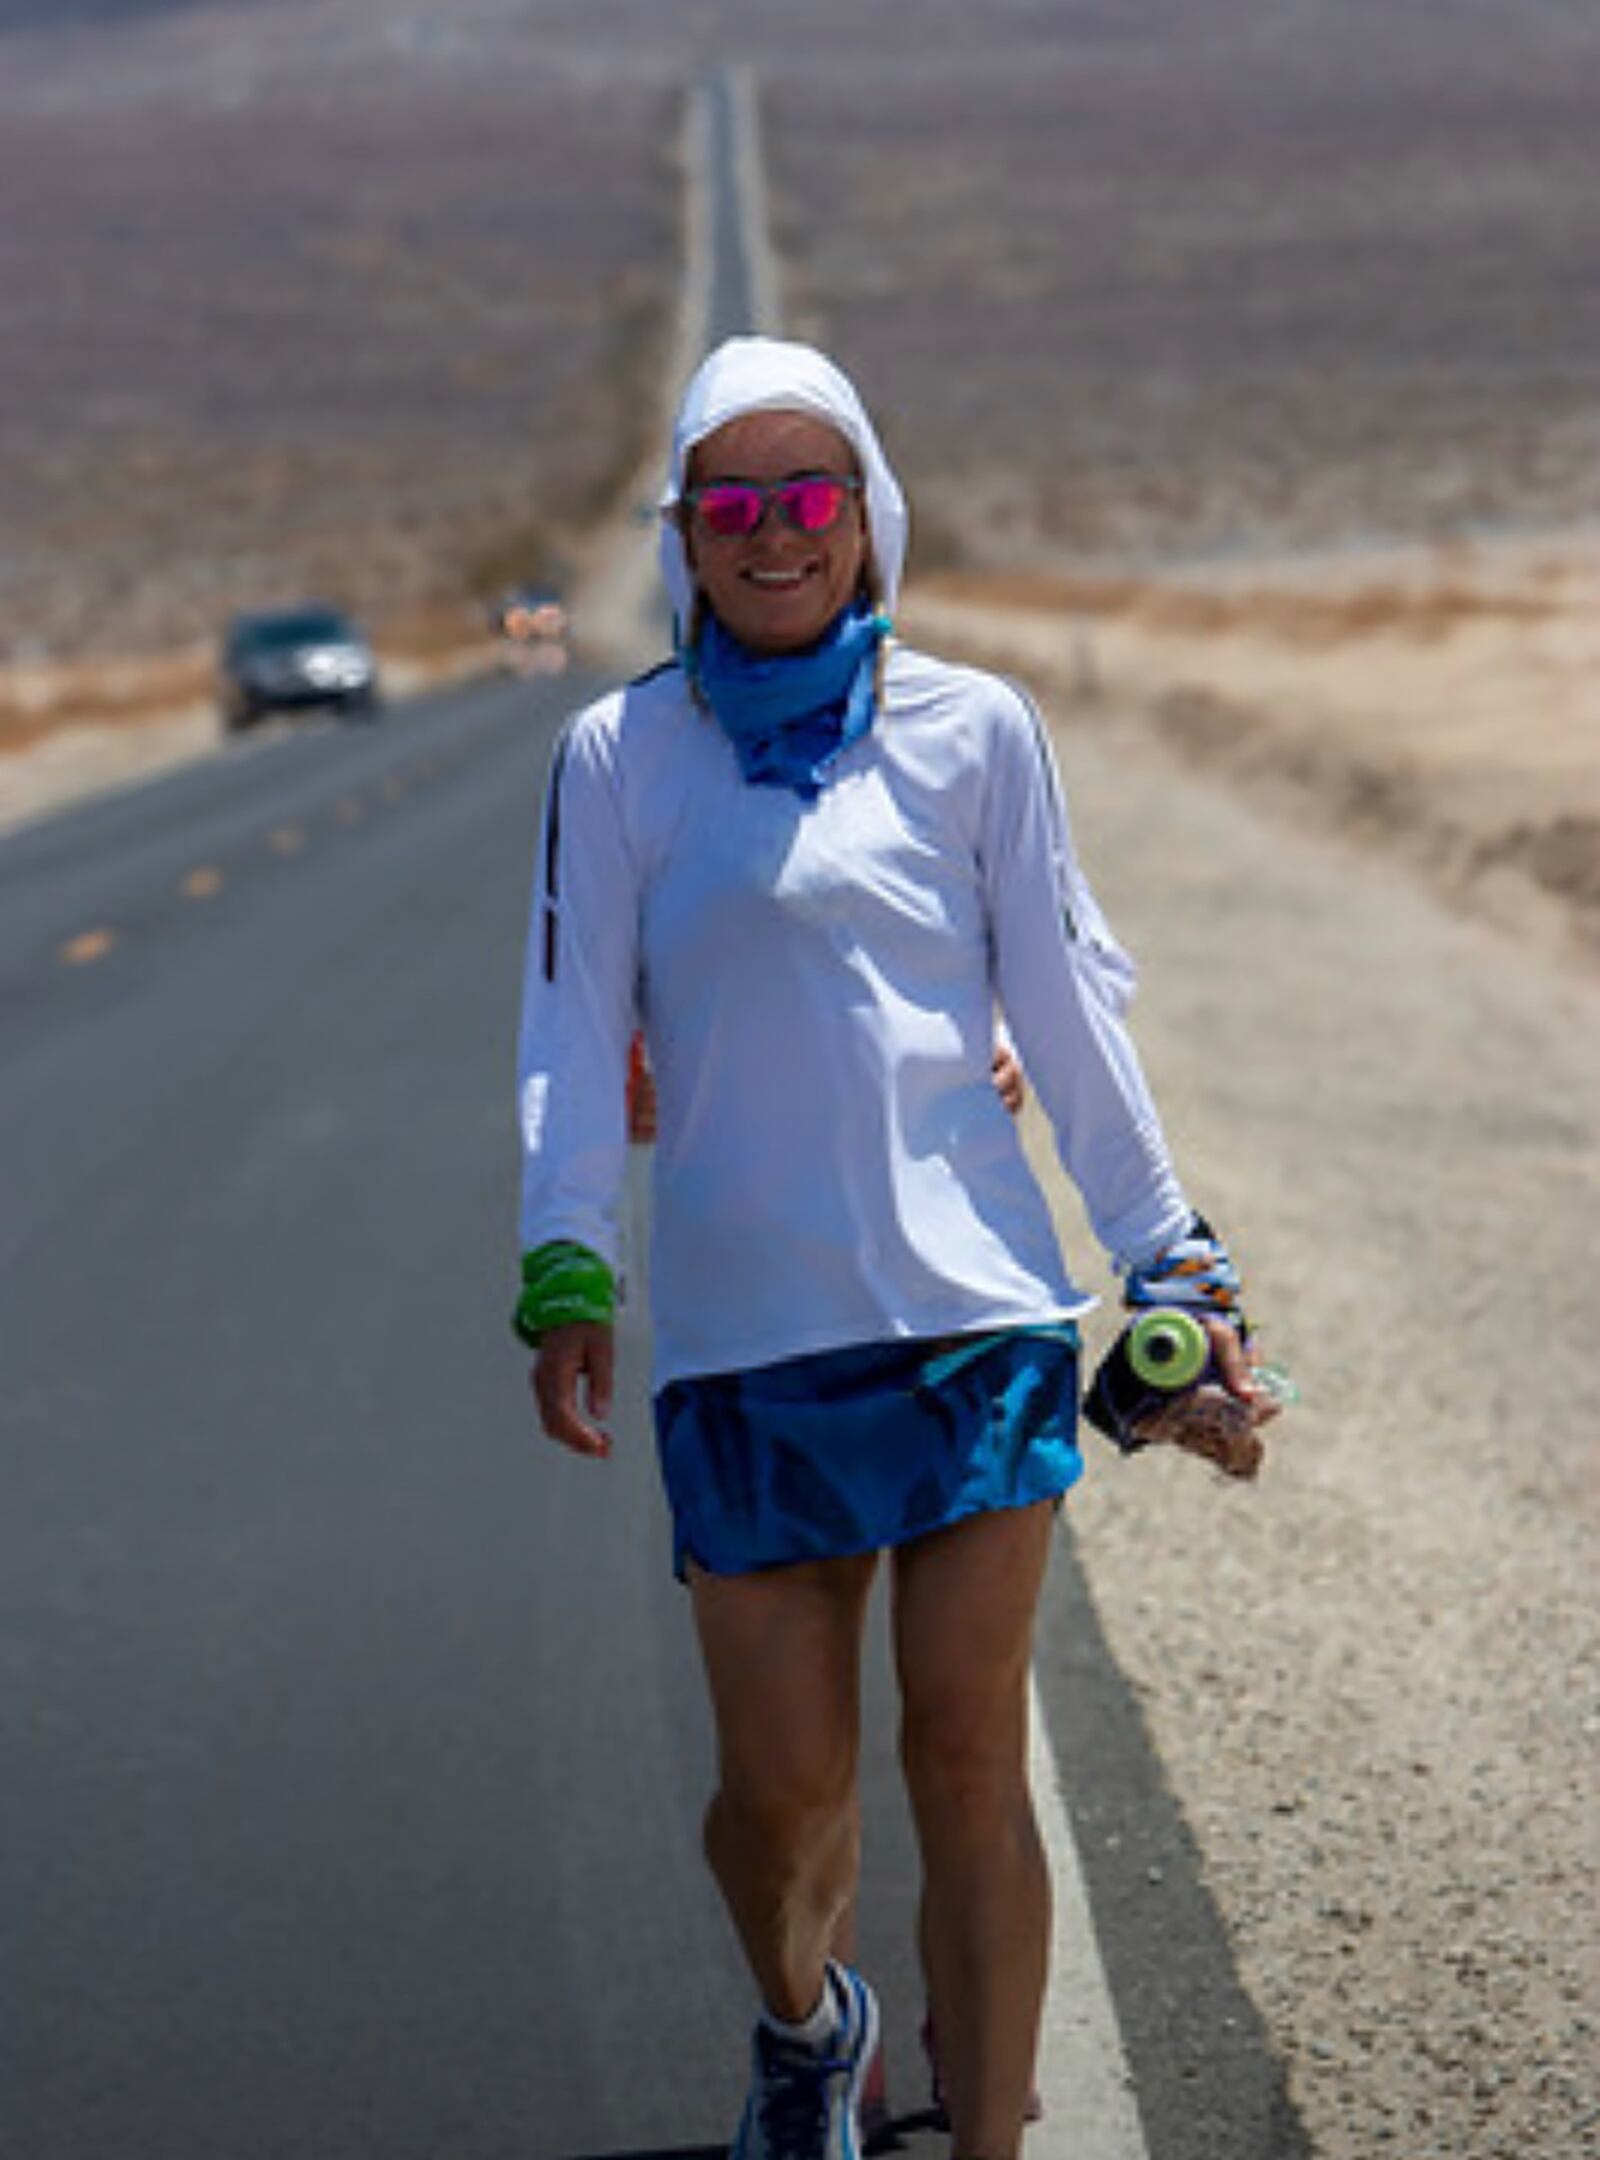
904, 529, 1600, 974
3, 3, 1598, 2155
1010, 669, 1600, 2160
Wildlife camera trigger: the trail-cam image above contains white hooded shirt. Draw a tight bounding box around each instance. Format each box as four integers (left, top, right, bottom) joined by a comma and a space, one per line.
518, 339, 1192, 1388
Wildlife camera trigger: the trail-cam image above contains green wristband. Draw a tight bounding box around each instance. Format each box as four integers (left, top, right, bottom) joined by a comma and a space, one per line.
512, 1241, 615, 1348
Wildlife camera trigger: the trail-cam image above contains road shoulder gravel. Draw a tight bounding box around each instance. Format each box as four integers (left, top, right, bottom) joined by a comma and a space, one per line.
1014, 697, 1598, 2160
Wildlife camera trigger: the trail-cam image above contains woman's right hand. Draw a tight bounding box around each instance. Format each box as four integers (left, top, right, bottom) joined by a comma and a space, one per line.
626, 1032, 658, 1143
531, 1322, 616, 1458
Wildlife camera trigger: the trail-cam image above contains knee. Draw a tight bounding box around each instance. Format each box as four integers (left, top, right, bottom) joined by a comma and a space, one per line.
899, 1699, 1030, 1835
708, 1751, 858, 1865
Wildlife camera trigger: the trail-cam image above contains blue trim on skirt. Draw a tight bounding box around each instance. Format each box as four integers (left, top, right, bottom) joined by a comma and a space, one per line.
653, 1324, 1082, 1579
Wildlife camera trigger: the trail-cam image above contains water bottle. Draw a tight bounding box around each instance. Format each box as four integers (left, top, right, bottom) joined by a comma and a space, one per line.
1085, 1307, 1295, 1478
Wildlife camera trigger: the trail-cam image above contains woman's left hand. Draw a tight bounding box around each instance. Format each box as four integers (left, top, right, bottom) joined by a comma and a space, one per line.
991, 1041, 1026, 1118
1205, 1316, 1284, 1425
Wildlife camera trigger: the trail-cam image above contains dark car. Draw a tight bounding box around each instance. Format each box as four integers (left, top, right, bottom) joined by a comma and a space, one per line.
219, 606, 381, 732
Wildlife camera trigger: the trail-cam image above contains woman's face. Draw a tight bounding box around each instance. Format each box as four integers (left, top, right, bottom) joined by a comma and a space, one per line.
681, 411, 868, 654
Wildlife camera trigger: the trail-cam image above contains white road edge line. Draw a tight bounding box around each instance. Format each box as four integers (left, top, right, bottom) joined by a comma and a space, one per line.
1029, 1671, 1152, 2156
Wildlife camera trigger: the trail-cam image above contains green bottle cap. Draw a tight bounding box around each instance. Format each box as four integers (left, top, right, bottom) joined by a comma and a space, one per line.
1127, 1307, 1211, 1392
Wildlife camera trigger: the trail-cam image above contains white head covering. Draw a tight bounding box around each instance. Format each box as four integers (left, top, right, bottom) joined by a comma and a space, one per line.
657, 336, 909, 637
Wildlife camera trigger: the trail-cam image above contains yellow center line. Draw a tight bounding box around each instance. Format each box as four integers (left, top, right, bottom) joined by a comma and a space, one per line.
55, 780, 399, 974
59, 928, 117, 966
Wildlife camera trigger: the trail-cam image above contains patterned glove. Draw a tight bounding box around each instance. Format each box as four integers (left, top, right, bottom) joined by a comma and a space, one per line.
511, 1241, 615, 1348
1122, 1213, 1247, 1333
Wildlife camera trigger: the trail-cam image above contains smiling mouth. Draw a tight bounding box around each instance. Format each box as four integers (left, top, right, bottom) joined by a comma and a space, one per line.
745, 566, 814, 590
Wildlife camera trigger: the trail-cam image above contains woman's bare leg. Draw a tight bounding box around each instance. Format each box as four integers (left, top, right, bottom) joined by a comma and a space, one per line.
690, 1550, 879, 2021
892, 1501, 1055, 2159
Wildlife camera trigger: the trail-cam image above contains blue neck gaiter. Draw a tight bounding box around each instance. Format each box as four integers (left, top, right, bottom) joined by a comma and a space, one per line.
685, 602, 892, 801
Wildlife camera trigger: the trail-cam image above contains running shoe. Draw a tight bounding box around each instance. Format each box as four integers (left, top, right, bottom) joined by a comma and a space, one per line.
732, 1961, 880, 2160
921, 2011, 1044, 2128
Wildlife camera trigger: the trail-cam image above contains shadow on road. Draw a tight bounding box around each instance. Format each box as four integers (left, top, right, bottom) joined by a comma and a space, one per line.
563, 2146, 727, 2159
564, 2116, 946, 2160
865, 2106, 946, 2151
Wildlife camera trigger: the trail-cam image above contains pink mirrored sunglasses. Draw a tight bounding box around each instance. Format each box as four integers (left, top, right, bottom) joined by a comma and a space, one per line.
682, 473, 862, 540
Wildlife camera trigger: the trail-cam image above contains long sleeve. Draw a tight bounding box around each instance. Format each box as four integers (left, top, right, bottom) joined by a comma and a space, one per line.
517, 702, 640, 1271
978, 684, 1192, 1272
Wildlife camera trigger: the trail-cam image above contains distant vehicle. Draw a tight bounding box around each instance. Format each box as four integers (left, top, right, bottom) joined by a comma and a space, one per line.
490, 583, 570, 679
491, 583, 568, 644
491, 583, 567, 642
219, 606, 381, 732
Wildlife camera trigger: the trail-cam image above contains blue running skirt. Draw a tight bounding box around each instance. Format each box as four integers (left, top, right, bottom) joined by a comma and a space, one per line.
653, 1325, 1082, 1579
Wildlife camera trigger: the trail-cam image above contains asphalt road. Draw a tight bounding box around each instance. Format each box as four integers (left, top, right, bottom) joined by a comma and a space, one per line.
1, 674, 736, 2159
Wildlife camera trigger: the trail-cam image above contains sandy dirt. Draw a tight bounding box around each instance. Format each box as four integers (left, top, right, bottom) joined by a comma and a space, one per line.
902, 530, 1600, 979
1017, 726, 1599, 2160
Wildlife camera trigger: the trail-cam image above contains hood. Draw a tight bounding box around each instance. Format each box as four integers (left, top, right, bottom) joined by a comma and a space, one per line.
657, 336, 909, 638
